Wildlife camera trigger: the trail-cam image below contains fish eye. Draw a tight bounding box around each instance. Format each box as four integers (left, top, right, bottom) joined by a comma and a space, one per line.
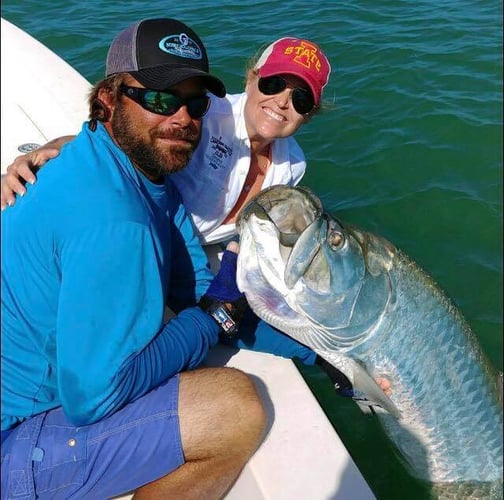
328, 230, 345, 249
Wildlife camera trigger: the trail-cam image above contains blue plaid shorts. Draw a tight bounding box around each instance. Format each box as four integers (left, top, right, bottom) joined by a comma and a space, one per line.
1, 374, 183, 499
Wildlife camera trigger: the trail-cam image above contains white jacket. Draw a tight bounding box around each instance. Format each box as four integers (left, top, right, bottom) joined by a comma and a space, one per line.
171, 92, 306, 244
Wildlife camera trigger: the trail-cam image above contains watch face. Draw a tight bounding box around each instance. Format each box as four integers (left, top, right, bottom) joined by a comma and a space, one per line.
212, 305, 237, 336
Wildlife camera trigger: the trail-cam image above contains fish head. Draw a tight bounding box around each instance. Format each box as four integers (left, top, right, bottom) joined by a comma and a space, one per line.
236, 185, 396, 349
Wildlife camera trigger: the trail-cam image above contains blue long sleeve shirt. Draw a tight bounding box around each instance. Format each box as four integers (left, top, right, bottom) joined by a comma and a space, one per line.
1, 122, 220, 430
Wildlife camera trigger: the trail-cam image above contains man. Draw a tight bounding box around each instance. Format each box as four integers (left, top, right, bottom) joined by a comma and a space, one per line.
1, 18, 266, 499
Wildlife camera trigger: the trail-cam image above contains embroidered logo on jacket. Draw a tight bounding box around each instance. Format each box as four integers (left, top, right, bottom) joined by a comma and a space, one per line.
207, 136, 233, 170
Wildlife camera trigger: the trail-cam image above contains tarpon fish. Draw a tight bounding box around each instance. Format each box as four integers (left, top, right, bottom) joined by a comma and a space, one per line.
236, 185, 503, 498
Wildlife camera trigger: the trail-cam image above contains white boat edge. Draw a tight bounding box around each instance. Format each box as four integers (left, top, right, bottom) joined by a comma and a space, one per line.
114, 345, 376, 500
1, 17, 376, 499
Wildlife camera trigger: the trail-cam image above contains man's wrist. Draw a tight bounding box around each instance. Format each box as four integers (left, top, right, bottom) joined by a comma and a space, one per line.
198, 296, 239, 337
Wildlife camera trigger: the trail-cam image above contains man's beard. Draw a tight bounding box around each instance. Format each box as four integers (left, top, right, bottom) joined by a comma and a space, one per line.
111, 103, 201, 180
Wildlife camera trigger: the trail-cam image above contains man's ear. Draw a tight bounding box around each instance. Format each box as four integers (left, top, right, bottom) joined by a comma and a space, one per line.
90, 98, 112, 122
97, 88, 115, 120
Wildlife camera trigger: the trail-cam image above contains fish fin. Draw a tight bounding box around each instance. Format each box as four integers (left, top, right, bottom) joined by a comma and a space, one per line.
352, 397, 390, 415
353, 364, 401, 418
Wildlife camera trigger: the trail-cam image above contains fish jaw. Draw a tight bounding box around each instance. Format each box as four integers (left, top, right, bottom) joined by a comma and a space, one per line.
237, 215, 313, 333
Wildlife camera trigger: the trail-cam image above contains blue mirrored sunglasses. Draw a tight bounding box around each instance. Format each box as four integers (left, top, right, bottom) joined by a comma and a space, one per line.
119, 84, 210, 119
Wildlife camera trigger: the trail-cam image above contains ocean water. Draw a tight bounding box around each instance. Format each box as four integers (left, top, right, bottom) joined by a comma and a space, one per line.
1, 1, 502, 498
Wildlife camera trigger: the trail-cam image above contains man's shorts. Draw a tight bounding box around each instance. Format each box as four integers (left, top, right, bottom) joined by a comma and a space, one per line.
1, 374, 184, 499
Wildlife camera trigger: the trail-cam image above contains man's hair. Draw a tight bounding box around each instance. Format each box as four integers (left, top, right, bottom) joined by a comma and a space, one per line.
87, 74, 125, 122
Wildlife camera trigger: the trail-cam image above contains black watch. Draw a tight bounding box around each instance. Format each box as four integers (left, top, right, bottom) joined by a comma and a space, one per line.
198, 297, 239, 337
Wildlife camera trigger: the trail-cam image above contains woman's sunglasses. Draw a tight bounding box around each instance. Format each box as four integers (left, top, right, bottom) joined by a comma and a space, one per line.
119, 84, 211, 119
257, 76, 316, 115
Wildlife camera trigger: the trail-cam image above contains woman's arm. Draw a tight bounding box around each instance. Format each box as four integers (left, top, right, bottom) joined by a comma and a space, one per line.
1, 135, 76, 209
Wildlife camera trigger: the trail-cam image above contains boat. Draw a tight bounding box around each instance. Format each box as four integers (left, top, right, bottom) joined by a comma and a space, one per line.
0, 17, 376, 499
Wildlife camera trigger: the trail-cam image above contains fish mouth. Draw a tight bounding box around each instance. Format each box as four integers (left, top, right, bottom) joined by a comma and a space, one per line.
237, 185, 322, 226
237, 184, 323, 251
237, 185, 333, 291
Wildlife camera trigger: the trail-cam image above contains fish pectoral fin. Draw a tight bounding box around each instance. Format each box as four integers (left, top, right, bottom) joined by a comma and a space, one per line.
353, 365, 401, 419
352, 397, 391, 416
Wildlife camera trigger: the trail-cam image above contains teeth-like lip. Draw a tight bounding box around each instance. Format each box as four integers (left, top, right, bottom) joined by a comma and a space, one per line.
263, 106, 285, 122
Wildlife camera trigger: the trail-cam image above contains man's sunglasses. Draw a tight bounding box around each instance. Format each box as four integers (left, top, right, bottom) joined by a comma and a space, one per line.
257, 76, 316, 115
119, 84, 211, 119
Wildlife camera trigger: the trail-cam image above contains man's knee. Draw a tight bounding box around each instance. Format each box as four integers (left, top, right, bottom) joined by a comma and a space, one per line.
178, 367, 267, 461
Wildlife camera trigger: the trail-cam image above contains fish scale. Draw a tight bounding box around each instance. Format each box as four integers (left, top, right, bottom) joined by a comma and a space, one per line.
348, 256, 502, 482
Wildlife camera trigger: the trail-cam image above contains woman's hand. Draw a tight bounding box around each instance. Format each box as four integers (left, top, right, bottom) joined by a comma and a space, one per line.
1, 135, 75, 210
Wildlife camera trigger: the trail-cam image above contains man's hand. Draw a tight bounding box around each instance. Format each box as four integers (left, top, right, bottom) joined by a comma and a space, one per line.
199, 242, 248, 337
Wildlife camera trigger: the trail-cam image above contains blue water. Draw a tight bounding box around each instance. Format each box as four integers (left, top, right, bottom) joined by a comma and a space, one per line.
2, 1, 502, 498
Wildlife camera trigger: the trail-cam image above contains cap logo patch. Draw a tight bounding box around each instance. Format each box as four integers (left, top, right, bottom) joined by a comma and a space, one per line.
284, 41, 322, 72
158, 33, 202, 60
